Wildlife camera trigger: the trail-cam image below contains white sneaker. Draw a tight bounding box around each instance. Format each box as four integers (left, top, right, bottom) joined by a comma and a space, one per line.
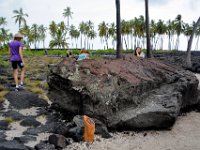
15, 87, 19, 91
19, 84, 24, 89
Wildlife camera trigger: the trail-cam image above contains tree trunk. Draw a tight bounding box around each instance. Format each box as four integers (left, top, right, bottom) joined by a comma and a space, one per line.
186, 17, 200, 69
123, 36, 128, 50
43, 40, 45, 49
145, 0, 151, 58
195, 36, 199, 50
168, 33, 171, 50
80, 35, 82, 48
116, 0, 122, 58
105, 37, 109, 49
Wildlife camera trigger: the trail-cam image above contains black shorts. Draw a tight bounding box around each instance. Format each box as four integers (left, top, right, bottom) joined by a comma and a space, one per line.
11, 61, 24, 69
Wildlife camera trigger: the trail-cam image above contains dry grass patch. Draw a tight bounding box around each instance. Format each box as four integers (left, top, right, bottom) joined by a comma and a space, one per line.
24, 56, 60, 95
39, 94, 49, 101
24, 78, 44, 94
39, 81, 49, 90
25, 79, 40, 87
25, 56, 60, 76
25, 87, 44, 94
0, 91, 8, 103
0, 85, 6, 91
4, 117, 14, 124
0, 85, 8, 103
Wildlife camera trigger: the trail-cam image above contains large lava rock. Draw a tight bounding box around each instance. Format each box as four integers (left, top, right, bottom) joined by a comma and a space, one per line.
47, 56, 199, 130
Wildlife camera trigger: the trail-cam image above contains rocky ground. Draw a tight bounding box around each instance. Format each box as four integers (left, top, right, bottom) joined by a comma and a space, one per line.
66, 111, 200, 150
65, 73, 200, 150
1, 88, 199, 150
0, 55, 200, 150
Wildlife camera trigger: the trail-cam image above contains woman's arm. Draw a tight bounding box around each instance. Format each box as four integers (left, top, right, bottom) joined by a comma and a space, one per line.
136, 51, 140, 57
19, 46, 25, 64
9, 47, 11, 60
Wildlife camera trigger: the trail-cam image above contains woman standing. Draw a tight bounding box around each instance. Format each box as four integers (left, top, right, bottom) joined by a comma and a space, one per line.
9, 33, 25, 91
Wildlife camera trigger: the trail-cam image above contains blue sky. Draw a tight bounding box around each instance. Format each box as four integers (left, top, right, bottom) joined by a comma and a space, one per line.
1, 0, 200, 50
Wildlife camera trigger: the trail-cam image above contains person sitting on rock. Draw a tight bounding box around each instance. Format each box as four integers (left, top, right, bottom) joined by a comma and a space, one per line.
77, 48, 90, 61
134, 47, 145, 58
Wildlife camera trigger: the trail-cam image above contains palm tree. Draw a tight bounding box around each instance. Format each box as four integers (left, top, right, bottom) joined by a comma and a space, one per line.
116, 0, 122, 58
85, 20, 94, 49
31, 24, 39, 50
135, 16, 145, 48
69, 25, 76, 47
0, 17, 8, 47
166, 20, 174, 50
63, 7, 73, 27
0, 28, 10, 46
20, 24, 33, 49
132, 17, 140, 49
49, 21, 57, 37
195, 22, 200, 50
121, 20, 131, 50
69, 25, 80, 49
186, 17, 200, 69
174, 14, 185, 50
38, 25, 47, 49
79, 21, 87, 48
98, 21, 109, 49
88, 30, 97, 49
156, 19, 167, 50
0, 17, 7, 27
13, 8, 28, 30
108, 23, 116, 49
58, 21, 67, 32
128, 19, 135, 50
49, 22, 68, 49
150, 20, 157, 50
49, 29, 69, 49
183, 23, 193, 41
145, 0, 151, 58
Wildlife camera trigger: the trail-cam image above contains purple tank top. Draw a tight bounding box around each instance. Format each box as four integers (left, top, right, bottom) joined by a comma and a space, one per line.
9, 40, 23, 61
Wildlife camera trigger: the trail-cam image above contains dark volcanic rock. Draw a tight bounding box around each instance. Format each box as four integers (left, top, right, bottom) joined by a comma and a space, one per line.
14, 135, 37, 144
47, 56, 199, 130
0, 120, 9, 130
0, 131, 6, 142
94, 118, 112, 138
23, 122, 57, 136
153, 51, 200, 73
191, 62, 200, 73
5, 90, 48, 109
0, 140, 29, 150
35, 141, 56, 150
3, 110, 26, 121
49, 134, 68, 148
20, 117, 41, 127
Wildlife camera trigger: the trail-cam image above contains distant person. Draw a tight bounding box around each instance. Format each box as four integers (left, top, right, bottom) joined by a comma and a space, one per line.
44, 48, 48, 55
66, 50, 73, 58
77, 48, 90, 61
134, 47, 145, 58
9, 33, 25, 91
